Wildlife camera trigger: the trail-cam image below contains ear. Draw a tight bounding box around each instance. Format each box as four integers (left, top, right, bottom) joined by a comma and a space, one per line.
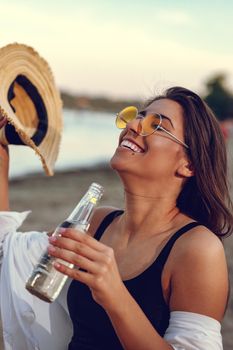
176, 159, 194, 178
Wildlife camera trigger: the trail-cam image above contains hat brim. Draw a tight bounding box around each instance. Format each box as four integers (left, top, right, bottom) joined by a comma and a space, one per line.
0, 43, 63, 176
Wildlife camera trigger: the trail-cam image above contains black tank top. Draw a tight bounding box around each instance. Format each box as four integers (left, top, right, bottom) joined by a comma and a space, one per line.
67, 210, 200, 350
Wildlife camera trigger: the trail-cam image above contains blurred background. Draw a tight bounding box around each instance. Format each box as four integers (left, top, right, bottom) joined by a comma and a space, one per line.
1, 0, 233, 349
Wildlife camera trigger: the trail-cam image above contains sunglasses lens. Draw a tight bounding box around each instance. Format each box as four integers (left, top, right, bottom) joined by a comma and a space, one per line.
140, 114, 161, 136
116, 106, 138, 129
116, 108, 162, 136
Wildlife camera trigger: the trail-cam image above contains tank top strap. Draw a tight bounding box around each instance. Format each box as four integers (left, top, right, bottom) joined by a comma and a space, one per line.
155, 222, 201, 270
94, 210, 124, 241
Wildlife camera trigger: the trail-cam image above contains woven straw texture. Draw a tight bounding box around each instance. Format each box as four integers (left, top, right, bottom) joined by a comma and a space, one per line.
0, 43, 63, 175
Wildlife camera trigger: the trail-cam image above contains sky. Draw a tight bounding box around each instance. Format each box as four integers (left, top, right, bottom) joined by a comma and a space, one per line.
1, 0, 233, 99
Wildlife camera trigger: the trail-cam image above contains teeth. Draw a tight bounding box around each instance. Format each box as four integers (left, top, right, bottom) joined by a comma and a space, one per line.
120, 140, 144, 153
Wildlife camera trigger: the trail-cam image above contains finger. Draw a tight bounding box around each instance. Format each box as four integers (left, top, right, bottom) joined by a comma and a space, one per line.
0, 116, 7, 128
60, 228, 109, 252
49, 235, 115, 269
49, 235, 103, 262
48, 244, 99, 274
0, 144, 9, 154
53, 261, 95, 287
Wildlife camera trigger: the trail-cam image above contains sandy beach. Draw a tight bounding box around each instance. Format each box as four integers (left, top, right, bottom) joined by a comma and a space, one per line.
9, 165, 124, 233
2, 153, 233, 349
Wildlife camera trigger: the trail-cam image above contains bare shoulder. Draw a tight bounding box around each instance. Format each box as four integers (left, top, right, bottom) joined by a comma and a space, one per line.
88, 206, 122, 237
173, 225, 225, 261
169, 225, 229, 321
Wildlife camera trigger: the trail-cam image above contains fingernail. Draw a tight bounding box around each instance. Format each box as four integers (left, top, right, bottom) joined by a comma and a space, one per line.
58, 228, 66, 235
54, 262, 61, 268
49, 236, 57, 243
48, 244, 56, 252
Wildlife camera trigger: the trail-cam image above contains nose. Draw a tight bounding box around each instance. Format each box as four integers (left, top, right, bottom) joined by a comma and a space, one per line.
126, 117, 141, 135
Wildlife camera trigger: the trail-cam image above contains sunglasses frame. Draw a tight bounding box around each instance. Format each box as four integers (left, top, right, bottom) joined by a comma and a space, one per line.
116, 106, 189, 149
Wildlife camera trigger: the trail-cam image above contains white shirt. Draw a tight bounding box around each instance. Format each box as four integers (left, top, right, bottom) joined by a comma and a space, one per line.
164, 311, 223, 349
0, 211, 72, 350
0, 211, 223, 350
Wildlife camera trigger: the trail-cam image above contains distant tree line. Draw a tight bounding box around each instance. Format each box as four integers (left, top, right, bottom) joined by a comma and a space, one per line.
204, 74, 233, 121
60, 92, 142, 113
61, 74, 233, 121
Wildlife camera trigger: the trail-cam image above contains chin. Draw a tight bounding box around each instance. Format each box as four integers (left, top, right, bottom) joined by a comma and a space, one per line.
110, 152, 121, 170
110, 152, 127, 172
110, 152, 137, 177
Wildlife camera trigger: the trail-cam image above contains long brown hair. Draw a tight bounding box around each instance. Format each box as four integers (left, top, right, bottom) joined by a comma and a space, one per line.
147, 86, 233, 238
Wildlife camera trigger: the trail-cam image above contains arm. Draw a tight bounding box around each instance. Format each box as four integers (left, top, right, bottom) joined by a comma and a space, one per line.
0, 117, 9, 211
48, 226, 228, 350
169, 227, 228, 320
106, 229, 227, 350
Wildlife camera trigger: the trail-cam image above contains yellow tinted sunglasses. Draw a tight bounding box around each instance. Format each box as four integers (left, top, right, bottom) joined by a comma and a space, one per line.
116, 106, 189, 149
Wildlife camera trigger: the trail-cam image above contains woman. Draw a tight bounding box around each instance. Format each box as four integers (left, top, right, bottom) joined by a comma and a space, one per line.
0, 86, 232, 349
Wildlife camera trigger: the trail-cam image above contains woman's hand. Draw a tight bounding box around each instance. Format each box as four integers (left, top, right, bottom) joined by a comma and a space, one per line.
0, 116, 9, 164
0, 116, 9, 210
0, 143, 9, 167
0, 116, 7, 128
48, 229, 126, 312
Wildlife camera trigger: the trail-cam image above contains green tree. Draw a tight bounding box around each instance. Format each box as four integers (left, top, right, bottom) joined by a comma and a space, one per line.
204, 74, 233, 121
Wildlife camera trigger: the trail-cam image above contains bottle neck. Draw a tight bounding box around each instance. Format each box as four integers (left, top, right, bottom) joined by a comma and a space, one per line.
67, 185, 103, 224
68, 200, 95, 225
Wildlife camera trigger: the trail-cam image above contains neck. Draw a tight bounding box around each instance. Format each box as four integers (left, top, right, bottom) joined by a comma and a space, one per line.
120, 187, 181, 240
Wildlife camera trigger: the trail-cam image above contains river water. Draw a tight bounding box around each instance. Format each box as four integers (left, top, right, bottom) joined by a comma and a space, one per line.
9, 109, 121, 178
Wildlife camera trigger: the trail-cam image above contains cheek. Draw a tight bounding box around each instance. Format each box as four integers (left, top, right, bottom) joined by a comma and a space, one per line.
144, 142, 182, 175
148, 133, 183, 156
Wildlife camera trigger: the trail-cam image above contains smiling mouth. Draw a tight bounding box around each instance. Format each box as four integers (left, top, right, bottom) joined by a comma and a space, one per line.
120, 139, 145, 153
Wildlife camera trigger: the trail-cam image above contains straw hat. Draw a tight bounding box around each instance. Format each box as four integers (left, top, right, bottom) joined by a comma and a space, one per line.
0, 43, 63, 176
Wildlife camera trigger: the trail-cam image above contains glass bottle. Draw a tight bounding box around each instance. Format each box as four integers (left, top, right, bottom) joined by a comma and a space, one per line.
26, 182, 104, 302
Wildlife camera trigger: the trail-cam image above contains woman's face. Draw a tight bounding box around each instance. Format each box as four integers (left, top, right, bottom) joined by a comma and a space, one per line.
110, 98, 189, 184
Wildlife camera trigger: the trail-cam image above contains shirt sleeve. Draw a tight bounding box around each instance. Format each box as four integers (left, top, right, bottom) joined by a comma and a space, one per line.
0, 211, 72, 350
0, 211, 31, 264
164, 311, 223, 350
